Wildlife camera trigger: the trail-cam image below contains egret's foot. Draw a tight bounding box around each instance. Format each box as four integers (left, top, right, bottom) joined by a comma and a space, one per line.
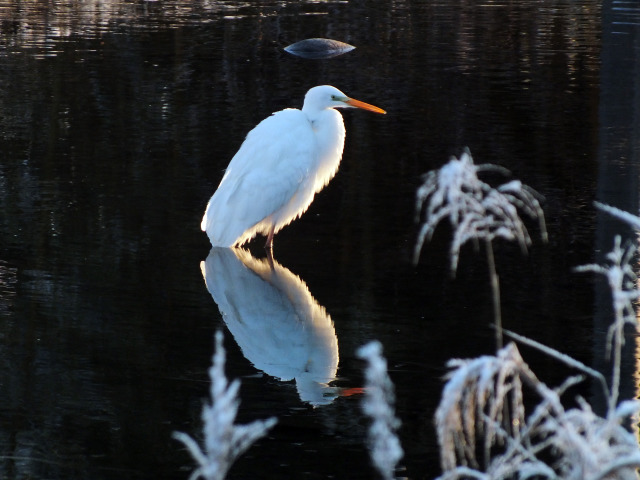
265, 247, 275, 270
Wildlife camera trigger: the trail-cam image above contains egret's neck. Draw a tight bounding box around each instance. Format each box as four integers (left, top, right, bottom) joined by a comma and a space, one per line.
304, 108, 346, 191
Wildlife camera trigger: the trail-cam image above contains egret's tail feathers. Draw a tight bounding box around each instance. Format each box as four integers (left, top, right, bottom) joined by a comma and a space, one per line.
201, 194, 271, 247
202, 211, 252, 247
203, 224, 238, 248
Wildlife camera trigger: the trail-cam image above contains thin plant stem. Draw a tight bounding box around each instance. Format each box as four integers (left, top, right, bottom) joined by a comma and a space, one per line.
502, 328, 610, 400
609, 289, 624, 415
485, 239, 503, 350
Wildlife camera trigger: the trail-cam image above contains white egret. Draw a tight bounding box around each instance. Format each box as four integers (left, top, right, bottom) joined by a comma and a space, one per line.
201, 85, 386, 249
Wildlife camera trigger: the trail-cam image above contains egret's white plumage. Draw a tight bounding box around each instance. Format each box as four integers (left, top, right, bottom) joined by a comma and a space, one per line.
201, 85, 386, 248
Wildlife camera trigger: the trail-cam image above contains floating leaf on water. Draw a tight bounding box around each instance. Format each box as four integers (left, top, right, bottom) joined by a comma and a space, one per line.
284, 38, 356, 59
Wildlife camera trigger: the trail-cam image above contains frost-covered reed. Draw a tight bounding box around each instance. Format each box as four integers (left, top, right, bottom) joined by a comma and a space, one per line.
413, 148, 547, 271
433, 204, 640, 480
575, 235, 639, 415
173, 331, 277, 480
436, 341, 640, 479
414, 148, 547, 348
357, 341, 404, 480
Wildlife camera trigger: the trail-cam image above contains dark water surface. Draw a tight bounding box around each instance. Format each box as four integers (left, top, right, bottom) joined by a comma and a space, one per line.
0, 1, 638, 479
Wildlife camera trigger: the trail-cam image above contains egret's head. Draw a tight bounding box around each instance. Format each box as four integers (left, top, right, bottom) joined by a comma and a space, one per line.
303, 85, 386, 114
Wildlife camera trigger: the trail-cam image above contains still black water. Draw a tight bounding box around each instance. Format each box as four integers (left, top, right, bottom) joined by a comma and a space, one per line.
0, 1, 638, 479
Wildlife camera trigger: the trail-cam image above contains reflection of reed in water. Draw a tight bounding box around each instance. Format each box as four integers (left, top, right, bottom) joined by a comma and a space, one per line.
200, 247, 339, 406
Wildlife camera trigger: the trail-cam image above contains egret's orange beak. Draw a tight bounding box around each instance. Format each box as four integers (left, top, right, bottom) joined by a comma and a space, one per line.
345, 98, 386, 114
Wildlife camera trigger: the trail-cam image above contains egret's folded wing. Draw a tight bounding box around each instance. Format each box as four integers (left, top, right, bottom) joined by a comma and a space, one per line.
202, 110, 316, 246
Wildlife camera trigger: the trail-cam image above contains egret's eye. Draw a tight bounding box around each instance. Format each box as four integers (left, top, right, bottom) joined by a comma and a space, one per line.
330, 95, 338, 100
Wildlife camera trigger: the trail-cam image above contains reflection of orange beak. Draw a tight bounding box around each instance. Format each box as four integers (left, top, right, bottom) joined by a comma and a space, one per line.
338, 387, 366, 397
345, 98, 387, 114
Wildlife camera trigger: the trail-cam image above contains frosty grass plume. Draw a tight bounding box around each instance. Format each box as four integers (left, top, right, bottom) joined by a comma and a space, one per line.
413, 148, 547, 271
173, 331, 277, 480
575, 206, 640, 416
357, 341, 404, 480
413, 148, 547, 349
433, 203, 640, 480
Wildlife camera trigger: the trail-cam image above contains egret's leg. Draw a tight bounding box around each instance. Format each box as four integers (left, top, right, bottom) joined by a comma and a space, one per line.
264, 225, 275, 250
265, 246, 275, 270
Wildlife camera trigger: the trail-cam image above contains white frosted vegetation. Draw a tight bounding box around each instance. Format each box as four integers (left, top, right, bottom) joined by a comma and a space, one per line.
413, 148, 547, 349
575, 234, 639, 415
413, 148, 547, 271
173, 331, 277, 480
357, 341, 404, 480
433, 205, 640, 480
414, 151, 639, 478
435, 341, 640, 480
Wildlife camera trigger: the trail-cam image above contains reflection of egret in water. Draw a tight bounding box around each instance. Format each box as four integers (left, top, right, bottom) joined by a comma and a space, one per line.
200, 248, 343, 405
